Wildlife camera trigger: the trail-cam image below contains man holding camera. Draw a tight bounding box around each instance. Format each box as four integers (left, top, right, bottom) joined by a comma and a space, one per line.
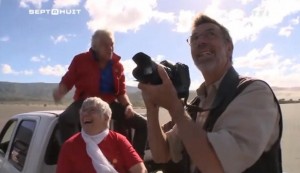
53, 29, 147, 158
138, 14, 282, 173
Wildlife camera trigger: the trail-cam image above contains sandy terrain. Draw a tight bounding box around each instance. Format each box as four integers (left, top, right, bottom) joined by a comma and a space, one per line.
0, 103, 299, 172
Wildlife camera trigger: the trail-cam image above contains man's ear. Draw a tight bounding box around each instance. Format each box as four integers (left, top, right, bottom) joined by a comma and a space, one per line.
104, 114, 110, 121
226, 42, 233, 61
227, 42, 233, 54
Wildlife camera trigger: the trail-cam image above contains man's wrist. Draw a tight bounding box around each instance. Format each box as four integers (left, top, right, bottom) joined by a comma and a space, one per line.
124, 103, 132, 108
168, 101, 185, 121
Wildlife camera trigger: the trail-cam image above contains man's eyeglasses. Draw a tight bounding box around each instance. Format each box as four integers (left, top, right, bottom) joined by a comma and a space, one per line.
186, 30, 218, 45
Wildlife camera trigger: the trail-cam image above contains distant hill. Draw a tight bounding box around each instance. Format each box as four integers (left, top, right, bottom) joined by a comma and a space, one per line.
0, 81, 299, 106
0, 81, 145, 106
0, 82, 62, 102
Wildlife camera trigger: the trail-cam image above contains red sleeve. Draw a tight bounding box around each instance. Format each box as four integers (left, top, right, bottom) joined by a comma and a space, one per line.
117, 133, 143, 170
60, 56, 78, 91
56, 142, 73, 173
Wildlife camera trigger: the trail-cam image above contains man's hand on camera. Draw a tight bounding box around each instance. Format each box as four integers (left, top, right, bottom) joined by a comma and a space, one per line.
138, 64, 182, 112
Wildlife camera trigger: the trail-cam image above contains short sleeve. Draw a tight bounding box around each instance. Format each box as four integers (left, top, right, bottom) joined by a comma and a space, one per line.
207, 81, 280, 173
117, 133, 143, 170
166, 125, 184, 163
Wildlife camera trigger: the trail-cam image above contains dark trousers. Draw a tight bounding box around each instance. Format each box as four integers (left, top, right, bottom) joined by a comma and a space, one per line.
57, 100, 147, 158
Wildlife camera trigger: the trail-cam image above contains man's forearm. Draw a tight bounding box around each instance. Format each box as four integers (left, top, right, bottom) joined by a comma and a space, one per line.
117, 94, 132, 107
53, 83, 69, 102
147, 109, 170, 163
170, 103, 224, 173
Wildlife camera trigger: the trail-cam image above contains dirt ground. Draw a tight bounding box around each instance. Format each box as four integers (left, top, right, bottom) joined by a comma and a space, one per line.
0, 103, 299, 173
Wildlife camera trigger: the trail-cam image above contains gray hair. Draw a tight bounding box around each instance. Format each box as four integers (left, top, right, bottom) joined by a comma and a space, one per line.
192, 14, 234, 63
91, 29, 114, 50
81, 97, 112, 119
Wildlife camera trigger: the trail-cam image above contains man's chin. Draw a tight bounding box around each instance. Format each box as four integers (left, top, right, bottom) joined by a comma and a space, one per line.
197, 63, 216, 73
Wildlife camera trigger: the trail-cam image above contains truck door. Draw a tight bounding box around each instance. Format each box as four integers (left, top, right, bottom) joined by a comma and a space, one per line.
0, 119, 18, 173
0, 119, 37, 173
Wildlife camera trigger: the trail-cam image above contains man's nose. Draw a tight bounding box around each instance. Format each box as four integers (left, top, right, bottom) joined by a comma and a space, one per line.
194, 37, 208, 48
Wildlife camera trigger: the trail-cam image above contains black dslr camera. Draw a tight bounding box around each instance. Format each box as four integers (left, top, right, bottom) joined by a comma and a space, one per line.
132, 52, 191, 100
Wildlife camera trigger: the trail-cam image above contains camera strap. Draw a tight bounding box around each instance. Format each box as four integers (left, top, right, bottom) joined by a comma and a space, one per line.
184, 67, 255, 122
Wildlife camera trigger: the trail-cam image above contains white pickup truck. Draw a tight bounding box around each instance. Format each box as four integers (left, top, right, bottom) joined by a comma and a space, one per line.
0, 111, 63, 173
0, 111, 159, 173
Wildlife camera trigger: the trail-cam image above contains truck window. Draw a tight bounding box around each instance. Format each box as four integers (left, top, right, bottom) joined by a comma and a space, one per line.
9, 120, 36, 171
0, 120, 17, 155
44, 124, 61, 165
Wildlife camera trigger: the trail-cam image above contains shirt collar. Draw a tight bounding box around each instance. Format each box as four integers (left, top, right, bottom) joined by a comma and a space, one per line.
196, 70, 228, 97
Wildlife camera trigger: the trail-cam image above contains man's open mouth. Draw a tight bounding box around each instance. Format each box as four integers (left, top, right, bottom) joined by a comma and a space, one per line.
83, 120, 93, 124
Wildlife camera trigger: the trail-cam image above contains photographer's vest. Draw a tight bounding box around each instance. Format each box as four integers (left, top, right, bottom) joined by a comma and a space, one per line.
185, 67, 283, 173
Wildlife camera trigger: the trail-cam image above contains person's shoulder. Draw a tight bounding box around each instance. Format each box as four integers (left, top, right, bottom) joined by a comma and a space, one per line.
112, 52, 121, 61
243, 78, 271, 90
73, 50, 93, 61
111, 53, 124, 73
112, 53, 123, 65
239, 77, 274, 96
60, 133, 82, 153
64, 132, 82, 145
107, 130, 127, 141
108, 130, 123, 137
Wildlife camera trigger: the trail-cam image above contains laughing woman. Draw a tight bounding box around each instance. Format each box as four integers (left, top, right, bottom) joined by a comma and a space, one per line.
56, 97, 147, 173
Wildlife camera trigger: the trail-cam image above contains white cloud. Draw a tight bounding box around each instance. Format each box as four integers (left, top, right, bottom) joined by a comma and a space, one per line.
53, 0, 81, 8
85, 0, 157, 32
1, 64, 33, 75
278, 25, 293, 37
277, 15, 300, 38
1, 64, 13, 74
234, 43, 279, 69
234, 44, 300, 87
50, 34, 76, 44
194, 0, 300, 43
152, 11, 175, 23
291, 16, 300, 25
152, 54, 165, 63
0, 36, 10, 42
235, 0, 254, 5
121, 59, 137, 86
173, 10, 195, 33
20, 0, 48, 8
30, 54, 51, 62
233, 43, 280, 69
50, 35, 67, 44
39, 65, 67, 76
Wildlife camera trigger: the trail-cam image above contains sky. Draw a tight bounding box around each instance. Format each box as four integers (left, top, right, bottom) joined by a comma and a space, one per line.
0, 0, 299, 89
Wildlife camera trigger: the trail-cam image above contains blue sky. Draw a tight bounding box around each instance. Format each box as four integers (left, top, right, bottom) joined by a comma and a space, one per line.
0, 0, 299, 89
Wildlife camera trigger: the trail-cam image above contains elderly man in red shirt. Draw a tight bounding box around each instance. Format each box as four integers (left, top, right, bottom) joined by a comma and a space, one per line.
56, 97, 147, 173
53, 30, 147, 158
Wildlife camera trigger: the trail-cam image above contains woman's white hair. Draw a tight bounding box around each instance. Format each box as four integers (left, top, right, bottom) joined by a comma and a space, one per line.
91, 29, 114, 50
82, 97, 112, 119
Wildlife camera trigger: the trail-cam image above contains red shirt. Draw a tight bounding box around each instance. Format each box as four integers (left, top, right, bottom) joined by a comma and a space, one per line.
56, 131, 142, 173
60, 50, 126, 103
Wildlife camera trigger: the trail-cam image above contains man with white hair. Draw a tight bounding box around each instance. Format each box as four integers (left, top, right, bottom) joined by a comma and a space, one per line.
53, 29, 147, 158
56, 97, 147, 173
